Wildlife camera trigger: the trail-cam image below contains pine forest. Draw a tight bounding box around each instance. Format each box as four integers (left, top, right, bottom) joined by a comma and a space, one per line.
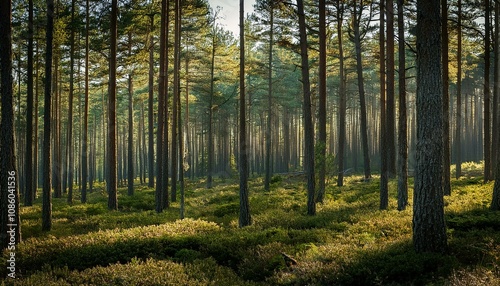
1, 0, 500, 284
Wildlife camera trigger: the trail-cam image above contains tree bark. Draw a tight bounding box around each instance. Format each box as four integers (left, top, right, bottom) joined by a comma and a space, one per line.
156, 0, 168, 212
174, 0, 184, 217
493, 0, 500, 174
107, 0, 118, 210
42, 0, 55, 231
316, 0, 327, 203
485, 0, 492, 182
413, 0, 447, 253
337, 0, 346, 187
386, 0, 396, 178
379, 0, 389, 209
456, 0, 462, 179
397, 0, 408, 210
66, 0, 76, 204
297, 0, 316, 216
442, 0, 451, 195
148, 14, 155, 188
239, 0, 251, 227
24, 0, 35, 206
264, 5, 274, 192
81, 0, 90, 203
1, 0, 22, 248
353, 0, 371, 181
128, 32, 134, 196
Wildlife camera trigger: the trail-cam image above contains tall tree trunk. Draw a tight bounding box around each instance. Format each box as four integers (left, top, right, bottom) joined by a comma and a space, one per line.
386, 0, 396, 178
297, 0, 316, 216
442, 0, 451, 195
128, 32, 134, 196
413, 0, 447, 253
1, 0, 22, 248
81, 0, 89, 203
264, 5, 274, 192
207, 31, 216, 189
42, 0, 55, 231
24, 0, 35, 206
337, 0, 346, 187
485, 0, 492, 182
456, 0, 462, 179
171, 0, 180, 204
493, 0, 500, 174
156, 0, 168, 212
107, 0, 118, 210
174, 0, 184, 217
239, 0, 251, 227
148, 14, 155, 188
397, 0, 408, 210
379, 0, 389, 209
66, 0, 76, 204
34, 43, 39, 199
316, 0, 327, 203
353, 0, 371, 181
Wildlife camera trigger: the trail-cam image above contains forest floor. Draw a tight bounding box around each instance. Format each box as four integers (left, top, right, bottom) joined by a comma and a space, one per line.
2, 164, 500, 285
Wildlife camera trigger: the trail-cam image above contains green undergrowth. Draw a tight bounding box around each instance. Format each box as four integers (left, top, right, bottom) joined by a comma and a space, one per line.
2, 170, 500, 285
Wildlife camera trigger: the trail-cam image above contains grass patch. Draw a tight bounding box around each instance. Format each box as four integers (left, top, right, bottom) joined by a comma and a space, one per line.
2, 173, 500, 285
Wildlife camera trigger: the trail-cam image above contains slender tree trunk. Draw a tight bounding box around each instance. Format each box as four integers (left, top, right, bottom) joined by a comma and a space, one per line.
34, 43, 39, 199
297, 0, 316, 216
485, 0, 492, 182
171, 0, 180, 204
239, 0, 251, 227
174, 0, 184, 217
148, 15, 155, 188
413, 0, 447, 253
66, 0, 75, 204
456, 0, 462, 179
264, 6, 274, 192
81, 0, 89, 203
397, 0, 408, 210
353, 0, 371, 181
1, 0, 22, 248
128, 32, 134, 196
107, 0, 118, 210
42, 0, 55, 231
442, 0, 451, 195
316, 0, 327, 203
24, 0, 35, 206
337, 0, 346, 187
207, 32, 216, 189
386, 0, 396, 178
493, 0, 500, 174
379, 0, 388, 209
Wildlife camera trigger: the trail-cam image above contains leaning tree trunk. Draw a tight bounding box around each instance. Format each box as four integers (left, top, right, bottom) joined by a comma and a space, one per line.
413, 0, 447, 253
